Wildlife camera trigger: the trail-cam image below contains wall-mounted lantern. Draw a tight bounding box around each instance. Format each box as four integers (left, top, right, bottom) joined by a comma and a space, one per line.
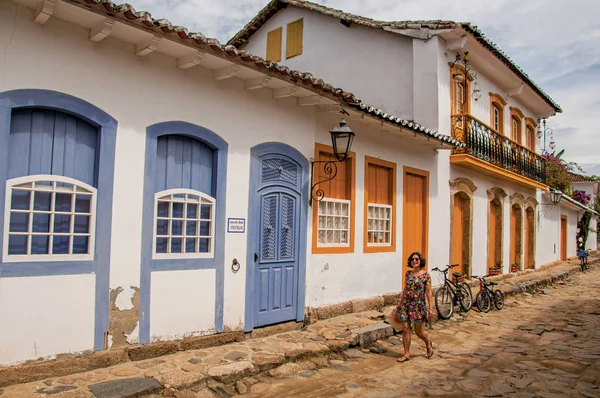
309, 117, 355, 206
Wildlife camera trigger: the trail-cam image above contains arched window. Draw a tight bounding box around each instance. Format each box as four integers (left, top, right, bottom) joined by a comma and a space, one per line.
510, 107, 524, 144
489, 93, 507, 134
3, 108, 100, 262
525, 118, 537, 151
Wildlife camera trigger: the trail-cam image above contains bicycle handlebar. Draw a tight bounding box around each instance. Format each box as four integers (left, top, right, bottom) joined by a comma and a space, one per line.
431, 264, 459, 273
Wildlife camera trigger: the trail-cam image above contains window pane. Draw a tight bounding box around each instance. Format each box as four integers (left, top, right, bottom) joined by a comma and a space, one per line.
73, 236, 89, 254
74, 215, 90, 233
172, 203, 184, 218
200, 204, 211, 219
156, 238, 168, 253
341, 231, 348, 244
54, 214, 71, 233
199, 238, 210, 253
75, 195, 91, 213
8, 235, 28, 255
318, 230, 325, 243
53, 236, 70, 254
33, 213, 50, 233
171, 237, 182, 253
157, 201, 169, 218
200, 221, 211, 236
186, 221, 197, 236
171, 220, 183, 236
185, 238, 197, 253
31, 235, 50, 254
11, 190, 30, 210
34, 191, 51, 211
156, 219, 169, 236
9, 212, 29, 232
55, 193, 72, 212
187, 203, 198, 219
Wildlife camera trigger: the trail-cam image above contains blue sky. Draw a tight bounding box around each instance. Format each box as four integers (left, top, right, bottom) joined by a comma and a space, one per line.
130, 0, 599, 176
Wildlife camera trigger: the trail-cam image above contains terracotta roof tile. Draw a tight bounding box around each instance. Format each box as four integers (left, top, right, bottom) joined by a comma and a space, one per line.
570, 173, 599, 183
65, 0, 462, 147
228, 0, 561, 113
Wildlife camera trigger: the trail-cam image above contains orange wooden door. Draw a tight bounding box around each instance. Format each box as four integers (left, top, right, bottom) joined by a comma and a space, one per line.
451, 194, 465, 275
402, 170, 428, 280
525, 208, 534, 268
488, 201, 499, 270
510, 206, 517, 266
560, 215, 567, 260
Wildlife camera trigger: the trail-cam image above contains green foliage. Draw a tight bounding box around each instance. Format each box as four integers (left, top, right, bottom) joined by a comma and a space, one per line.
543, 150, 583, 192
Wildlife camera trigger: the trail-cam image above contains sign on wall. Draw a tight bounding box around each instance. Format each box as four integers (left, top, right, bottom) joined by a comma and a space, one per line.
227, 218, 246, 233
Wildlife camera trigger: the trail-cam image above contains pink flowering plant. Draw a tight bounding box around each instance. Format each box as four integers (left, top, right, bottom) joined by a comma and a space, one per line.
571, 190, 591, 206
543, 150, 582, 192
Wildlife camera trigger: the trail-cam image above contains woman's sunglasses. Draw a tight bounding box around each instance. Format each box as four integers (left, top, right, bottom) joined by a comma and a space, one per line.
411, 257, 420, 262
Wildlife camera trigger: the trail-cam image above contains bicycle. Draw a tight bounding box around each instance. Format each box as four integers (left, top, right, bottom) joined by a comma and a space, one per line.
579, 250, 589, 272
431, 264, 473, 320
473, 275, 504, 313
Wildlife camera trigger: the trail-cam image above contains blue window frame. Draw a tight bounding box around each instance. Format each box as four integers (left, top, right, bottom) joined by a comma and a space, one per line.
0, 89, 117, 351
139, 121, 228, 344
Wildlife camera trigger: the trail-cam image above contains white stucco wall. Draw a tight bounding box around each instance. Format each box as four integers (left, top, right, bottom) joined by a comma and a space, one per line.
241, 7, 415, 120
307, 113, 449, 307
0, 274, 95, 366
0, 3, 319, 363
588, 216, 598, 251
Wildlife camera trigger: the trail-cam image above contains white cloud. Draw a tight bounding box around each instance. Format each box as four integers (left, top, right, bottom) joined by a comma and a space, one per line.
127, 0, 600, 175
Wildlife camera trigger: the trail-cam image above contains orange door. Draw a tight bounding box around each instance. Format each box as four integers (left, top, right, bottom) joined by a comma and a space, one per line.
525, 208, 534, 268
402, 169, 428, 281
488, 201, 500, 270
451, 194, 465, 275
560, 215, 567, 260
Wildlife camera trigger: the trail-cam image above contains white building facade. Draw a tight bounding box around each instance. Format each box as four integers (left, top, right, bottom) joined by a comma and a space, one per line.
0, 0, 465, 365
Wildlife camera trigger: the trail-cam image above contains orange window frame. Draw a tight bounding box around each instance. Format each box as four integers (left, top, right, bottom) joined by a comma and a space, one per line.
363, 156, 397, 253
525, 117, 537, 151
311, 142, 356, 254
449, 63, 473, 116
509, 107, 524, 145
489, 92, 507, 135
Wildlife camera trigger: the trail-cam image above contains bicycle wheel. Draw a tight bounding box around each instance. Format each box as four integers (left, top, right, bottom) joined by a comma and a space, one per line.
435, 286, 454, 320
476, 291, 491, 313
459, 282, 473, 312
493, 290, 504, 310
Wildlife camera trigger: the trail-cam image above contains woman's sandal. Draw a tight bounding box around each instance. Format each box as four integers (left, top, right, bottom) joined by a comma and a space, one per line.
397, 355, 410, 362
426, 342, 434, 358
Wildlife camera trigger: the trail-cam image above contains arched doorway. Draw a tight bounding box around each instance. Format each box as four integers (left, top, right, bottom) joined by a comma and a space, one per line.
451, 192, 470, 276
487, 188, 507, 273
449, 178, 476, 278
524, 206, 535, 269
510, 204, 523, 271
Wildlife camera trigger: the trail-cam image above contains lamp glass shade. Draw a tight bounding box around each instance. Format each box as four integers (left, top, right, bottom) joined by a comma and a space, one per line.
330, 119, 355, 162
550, 190, 562, 205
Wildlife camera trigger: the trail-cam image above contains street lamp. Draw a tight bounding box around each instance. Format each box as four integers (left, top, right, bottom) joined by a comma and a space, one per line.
550, 189, 562, 205
450, 51, 482, 101
310, 117, 355, 206
536, 118, 556, 152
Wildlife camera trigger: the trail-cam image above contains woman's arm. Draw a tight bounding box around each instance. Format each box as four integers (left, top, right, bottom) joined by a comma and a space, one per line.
426, 283, 434, 317
397, 277, 409, 308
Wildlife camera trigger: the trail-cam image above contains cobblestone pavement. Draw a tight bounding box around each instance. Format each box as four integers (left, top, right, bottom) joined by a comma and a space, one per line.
247, 263, 600, 398
0, 256, 598, 397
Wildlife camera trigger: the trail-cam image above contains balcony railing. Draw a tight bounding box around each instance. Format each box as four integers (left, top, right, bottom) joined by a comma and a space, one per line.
451, 114, 546, 184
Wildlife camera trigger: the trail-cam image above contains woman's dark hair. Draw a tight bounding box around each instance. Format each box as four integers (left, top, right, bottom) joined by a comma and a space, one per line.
407, 251, 426, 269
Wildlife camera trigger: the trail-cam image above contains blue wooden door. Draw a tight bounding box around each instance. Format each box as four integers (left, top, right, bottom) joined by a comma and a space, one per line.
254, 156, 302, 327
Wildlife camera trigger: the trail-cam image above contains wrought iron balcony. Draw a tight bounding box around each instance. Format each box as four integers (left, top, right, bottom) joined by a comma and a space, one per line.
451, 114, 546, 184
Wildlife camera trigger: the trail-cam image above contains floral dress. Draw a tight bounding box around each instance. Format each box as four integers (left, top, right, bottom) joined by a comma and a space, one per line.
398, 271, 431, 324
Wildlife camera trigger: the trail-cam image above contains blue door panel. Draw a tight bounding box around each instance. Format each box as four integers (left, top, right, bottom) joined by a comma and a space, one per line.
156, 135, 214, 194
254, 155, 302, 327
8, 109, 98, 186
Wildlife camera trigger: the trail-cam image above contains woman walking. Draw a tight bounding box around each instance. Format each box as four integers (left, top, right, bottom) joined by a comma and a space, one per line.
388, 251, 434, 362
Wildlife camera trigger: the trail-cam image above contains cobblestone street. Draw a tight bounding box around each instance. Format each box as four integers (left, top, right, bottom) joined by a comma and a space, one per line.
1, 259, 598, 397
247, 265, 600, 398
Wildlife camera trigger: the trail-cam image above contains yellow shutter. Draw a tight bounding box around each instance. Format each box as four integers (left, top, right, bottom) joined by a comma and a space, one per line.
266, 27, 282, 62
286, 19, 304, 59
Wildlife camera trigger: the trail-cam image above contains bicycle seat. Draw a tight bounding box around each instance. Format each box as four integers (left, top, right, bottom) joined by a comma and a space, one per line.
452, 272, 463, 278
487, 282, 498, 286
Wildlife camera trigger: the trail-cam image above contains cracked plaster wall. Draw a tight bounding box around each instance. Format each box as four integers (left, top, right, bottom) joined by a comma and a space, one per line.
108, 287, 140, 348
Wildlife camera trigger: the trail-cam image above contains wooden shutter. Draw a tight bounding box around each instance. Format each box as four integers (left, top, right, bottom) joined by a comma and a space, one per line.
286, 19, 303, 59
318, 150, 348, 200
367, 164, 391, 205
266, 27, 282, 62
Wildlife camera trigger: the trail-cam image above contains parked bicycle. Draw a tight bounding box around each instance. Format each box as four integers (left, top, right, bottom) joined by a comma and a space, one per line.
431, 264, 472, 320
473, 275, 504, 313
